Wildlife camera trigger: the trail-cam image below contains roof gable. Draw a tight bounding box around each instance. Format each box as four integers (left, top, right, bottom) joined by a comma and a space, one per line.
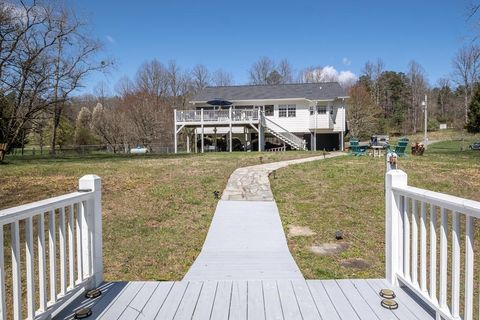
191, 82, 347, 102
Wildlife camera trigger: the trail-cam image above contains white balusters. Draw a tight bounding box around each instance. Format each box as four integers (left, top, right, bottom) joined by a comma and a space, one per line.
464, 215, 474, 320
419, 202, 427, 292
10, 221, 21, 320
386, 170, 480, 320
76, 202, 84, 283
403, 197, 410, 280
25, 217, 35, 319
439, 208, 448, 310
38, 212, 47, 312
59, 207, 67, 296
0, 175, 102, 320
411, 200, 418, 286
451, 211, 460, 318
49, 210, 57, 304
429, 205, 437, 302
68, 204, 75, 289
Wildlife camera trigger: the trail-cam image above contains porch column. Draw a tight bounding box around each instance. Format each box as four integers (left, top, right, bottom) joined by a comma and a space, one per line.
194, 129, 198, 153
340, 131, 344, 151
201, 108, 204, 153
186, 133, 190, 153
310, 132, 314, 151
174, 109, 177, 154
244, 127, 248, 152
229, 107, 233, 152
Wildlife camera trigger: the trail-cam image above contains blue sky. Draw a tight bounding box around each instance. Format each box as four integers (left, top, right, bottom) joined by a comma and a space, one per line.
73, 0, 474, 94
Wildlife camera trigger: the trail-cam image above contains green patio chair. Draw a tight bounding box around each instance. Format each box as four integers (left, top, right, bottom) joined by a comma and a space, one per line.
388, 138, 409, 157
349, 139, 366, 156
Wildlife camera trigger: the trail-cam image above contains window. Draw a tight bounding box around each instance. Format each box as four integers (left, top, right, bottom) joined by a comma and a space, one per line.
279, 104, 296, 117
264, 105, 274, 116
288, 105, 296, 117
317, 106, 327, 114
309, 106, 314, 115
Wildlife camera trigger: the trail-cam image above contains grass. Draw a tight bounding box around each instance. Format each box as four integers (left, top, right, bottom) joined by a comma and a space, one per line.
271, 138, 480, 280
0, 151, 316, 281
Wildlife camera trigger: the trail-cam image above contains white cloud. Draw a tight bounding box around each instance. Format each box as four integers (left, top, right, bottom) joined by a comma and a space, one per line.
342, 57, 351, 66
105, 35, 115, 44
301, 65, 357, 87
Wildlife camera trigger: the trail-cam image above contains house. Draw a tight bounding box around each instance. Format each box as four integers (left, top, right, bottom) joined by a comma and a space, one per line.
173, 82, 349, 152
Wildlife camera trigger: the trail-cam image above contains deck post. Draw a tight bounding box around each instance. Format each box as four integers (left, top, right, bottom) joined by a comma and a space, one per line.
385, 170, 408, 285
229, 107, 233, 152
194, 128, 198, 153
244, 127, 248, 152
201, 108, 204, 153
78, 175, 103, 287
174, 109, 177, 154
340, 131, 344, 151
186, 134, 190, 153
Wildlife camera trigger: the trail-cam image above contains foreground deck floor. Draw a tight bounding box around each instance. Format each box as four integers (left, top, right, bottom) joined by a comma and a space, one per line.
55, 279, 434, 320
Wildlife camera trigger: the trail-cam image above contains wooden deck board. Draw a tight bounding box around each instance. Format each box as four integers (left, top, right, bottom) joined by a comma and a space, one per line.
54, 279, 435, 320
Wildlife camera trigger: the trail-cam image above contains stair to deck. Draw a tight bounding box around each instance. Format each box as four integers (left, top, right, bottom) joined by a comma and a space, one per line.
261, 113, 306, 150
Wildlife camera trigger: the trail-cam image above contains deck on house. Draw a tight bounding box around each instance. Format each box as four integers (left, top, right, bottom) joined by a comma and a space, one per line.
55, 278, 434, 320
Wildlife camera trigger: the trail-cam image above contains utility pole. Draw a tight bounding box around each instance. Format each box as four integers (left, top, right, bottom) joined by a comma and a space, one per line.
422, 94, 428, 149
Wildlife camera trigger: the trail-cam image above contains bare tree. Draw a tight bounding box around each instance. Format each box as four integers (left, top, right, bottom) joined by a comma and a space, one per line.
249, 57, 275, 85
135, 59, 168, 100
347, 84, 381, 138
452, 44, 480, 123
191, 64, 211, 91
91, 103, 125, 152
212, 69, 233, 86
277, 59, 293, 84
0, 0, 110, 160
407, 60, 428, 132
361, 58, 384, 106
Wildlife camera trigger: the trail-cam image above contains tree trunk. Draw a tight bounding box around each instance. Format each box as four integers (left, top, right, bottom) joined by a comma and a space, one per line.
50, 103, 62, 155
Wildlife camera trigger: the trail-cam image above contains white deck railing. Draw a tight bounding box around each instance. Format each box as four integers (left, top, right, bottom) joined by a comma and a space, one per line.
386, 170, 480, 320
0, 175, 102, 320
176, 109, 260, 123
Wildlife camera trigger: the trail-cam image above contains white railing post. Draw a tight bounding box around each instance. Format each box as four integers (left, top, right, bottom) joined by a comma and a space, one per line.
385, 169, 408, 285
79, 175, 103, 287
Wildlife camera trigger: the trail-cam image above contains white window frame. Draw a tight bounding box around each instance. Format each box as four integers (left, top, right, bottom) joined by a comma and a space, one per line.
279, 104, 296, 117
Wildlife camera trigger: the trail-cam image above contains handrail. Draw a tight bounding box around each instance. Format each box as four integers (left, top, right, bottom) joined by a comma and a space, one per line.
261, 113, 305, 149
386, 170, 479, 320
176, 109, 259, 123
0, 175, 103, 320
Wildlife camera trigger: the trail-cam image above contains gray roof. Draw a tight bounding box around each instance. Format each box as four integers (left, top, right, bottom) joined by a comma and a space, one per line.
191, 82, 347, 102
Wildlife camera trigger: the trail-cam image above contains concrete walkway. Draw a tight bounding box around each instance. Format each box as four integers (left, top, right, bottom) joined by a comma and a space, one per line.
184, 152, 345, 281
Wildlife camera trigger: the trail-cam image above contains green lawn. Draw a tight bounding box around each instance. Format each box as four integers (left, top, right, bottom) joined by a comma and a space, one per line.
271, 138, 480, 280
0, 151, 316, 281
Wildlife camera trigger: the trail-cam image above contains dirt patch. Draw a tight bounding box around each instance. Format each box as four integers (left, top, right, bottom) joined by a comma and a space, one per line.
340, 258, 371, 270
310, 242, 348, 256
288, 225, 316, 237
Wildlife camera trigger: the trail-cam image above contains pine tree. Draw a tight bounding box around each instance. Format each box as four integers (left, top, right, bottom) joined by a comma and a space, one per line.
466, 85, 480, 133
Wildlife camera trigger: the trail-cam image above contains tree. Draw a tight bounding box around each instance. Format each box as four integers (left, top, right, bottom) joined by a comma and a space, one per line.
452, 44, 480, 123
91, 103, 125, 152
361, 58, 384, 106
249, 57, 275, 85
347, 84, 381, 139
74, 107, 94, 145
191, 64, 211, 91
466, 84, 480, 133
0, 1, 110, 160
277, 59, 293, 84
212, 69, 233, 86
266, 70, 282, 85
406, 60, 428, 132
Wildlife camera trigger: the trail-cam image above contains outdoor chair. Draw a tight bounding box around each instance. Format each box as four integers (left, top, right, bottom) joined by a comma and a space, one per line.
388, 137, 409, 157
349, 139, 366, 156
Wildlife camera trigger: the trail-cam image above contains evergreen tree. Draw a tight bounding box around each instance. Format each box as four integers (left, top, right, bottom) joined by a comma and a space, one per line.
466, 85, 480, 133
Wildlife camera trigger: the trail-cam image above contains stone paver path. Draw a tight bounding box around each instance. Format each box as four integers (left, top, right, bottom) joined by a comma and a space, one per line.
184, 152, 346, 281
222, 152, 345, 201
